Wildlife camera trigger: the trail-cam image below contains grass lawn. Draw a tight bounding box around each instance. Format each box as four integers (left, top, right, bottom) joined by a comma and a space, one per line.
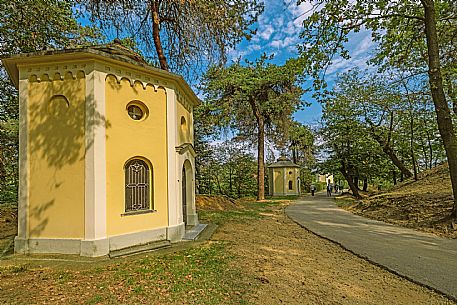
0, 198, 284, 305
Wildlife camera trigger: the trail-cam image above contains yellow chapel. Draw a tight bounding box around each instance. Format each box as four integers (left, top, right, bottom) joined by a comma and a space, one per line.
2, 42, 201, 257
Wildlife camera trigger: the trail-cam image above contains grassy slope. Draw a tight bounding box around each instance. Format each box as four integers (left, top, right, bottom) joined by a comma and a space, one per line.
337, 163, 456, 238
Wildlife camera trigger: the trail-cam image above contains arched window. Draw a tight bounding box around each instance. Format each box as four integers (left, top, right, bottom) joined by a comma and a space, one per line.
288, 180, 293, 190
125, 159, 152, 212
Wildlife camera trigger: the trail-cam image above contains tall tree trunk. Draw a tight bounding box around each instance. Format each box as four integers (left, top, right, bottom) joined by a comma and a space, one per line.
150, 0, 169, 71
353, 176, 359, 190
257, 117, 265, 200
362, 178, 368, 192
341, 161, 361, 199
292, 141, 298, 164
410, 113, 418, 181
393, 170, 397, 185
422, 0, 457, 217
229, 167, 233, 196
444, 75, 457, 114
369, 129, 413, 178
214, 173, 223, 194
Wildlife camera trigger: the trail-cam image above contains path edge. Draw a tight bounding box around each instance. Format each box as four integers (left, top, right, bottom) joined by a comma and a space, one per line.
284, 203, 457, 303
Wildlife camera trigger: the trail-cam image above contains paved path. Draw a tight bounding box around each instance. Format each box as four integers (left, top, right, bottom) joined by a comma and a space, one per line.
285, 192, 457, 300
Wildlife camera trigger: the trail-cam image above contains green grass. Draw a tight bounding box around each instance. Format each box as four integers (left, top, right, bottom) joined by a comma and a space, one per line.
335, 197, 356, 208
81, 241, 249, 304
0, 197, 291, 304
265, 195, 300, 201
198, 199, 282, 225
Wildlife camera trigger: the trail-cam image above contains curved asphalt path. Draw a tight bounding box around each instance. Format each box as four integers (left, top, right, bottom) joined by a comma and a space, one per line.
285, 192, 457, 301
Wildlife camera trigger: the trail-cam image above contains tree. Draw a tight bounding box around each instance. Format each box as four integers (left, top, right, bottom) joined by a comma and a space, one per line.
0, 0, 98, 203
80, 0, 264, 75
288, 121, 314, 164
298, 0, 457, 217
320, 75, 395, 198
202, 56, 304, 200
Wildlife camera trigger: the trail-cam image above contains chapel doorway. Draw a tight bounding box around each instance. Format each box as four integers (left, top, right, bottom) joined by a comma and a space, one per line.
182, 166, 187, 225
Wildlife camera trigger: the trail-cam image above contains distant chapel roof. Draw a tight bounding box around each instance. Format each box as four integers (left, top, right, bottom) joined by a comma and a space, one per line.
268, 156, 300, 168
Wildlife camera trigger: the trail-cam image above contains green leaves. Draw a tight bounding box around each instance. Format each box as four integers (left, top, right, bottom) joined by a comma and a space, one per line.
0, 0, 98, 203
297, 0, 456, 91
0, 0, 98, 55
80, 0, 264, 77
202, 55, 304, 132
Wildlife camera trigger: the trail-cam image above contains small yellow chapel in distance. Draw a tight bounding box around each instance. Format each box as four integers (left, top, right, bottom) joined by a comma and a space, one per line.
268, 156, 300, 197
2, 42, 200, 257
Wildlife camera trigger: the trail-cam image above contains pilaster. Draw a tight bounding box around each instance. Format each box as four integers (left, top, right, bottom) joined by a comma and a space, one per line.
166, 87, 179, 227
84, 67, 107, 242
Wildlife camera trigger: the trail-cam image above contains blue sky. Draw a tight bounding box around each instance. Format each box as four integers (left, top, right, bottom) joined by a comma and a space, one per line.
80, 0, 377, 127
227, 0, 377, 126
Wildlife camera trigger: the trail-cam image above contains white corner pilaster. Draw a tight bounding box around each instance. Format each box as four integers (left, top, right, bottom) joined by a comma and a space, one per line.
166, 87, 179, 228
84, 67, 107, 242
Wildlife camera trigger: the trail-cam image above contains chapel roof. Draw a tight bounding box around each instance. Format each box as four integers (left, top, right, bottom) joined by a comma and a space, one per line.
268, 156, 300, 168
1, 40, 200, 106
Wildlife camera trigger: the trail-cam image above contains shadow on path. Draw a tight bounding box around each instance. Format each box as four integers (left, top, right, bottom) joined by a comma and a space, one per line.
286, 192, 457, 301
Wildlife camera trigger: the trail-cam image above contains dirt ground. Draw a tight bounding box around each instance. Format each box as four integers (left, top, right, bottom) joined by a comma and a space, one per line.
196, 194, 241, 210
0, 205, 17, 255
0, 197, 455, 304
212, 200, 454, 305
338, 163, 457, 238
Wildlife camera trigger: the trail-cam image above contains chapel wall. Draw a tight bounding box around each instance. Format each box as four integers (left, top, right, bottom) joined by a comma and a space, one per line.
27, 72, 86, 238
104, 74, 169, 236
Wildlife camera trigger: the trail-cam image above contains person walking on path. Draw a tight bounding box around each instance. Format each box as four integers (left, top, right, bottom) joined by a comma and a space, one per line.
326, 184, 332, 196
310, 184, 316, 196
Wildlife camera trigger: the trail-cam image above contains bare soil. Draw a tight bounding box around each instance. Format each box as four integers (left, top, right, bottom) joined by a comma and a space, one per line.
338, 163, 457, 238
0, 206, 17, 238
214, 200, 454, 305
0, 196, 454, 304
0, 205, 17, 255
196, 194, 241, 210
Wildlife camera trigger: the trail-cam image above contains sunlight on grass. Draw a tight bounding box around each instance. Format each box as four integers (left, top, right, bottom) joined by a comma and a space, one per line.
199, 199, 282, 225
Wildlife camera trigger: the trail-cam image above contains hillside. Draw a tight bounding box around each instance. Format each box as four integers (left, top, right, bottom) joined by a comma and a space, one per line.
338, 163, 456, 238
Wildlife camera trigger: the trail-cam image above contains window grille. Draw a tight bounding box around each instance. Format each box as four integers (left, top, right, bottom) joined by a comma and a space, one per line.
125, 159, 151, 212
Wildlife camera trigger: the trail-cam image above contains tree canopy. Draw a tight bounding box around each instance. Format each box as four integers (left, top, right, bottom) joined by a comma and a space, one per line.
298, 0, 457, 217
79, 0, 264, 75
202, 55, 305, 200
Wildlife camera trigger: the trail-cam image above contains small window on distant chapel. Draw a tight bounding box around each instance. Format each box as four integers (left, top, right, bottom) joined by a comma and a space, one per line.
289, 180, 293, 190
125, 159, 152, 212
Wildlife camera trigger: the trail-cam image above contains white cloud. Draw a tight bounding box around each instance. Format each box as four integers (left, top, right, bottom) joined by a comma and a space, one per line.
352, 33, 373, 57
270, 36, 299, 49
259, 24, 274, 40
288, 1, 315, 28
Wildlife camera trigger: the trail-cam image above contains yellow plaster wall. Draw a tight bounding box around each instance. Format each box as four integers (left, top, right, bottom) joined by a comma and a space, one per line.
105, 76, 168, 236
177, 102, 192, 145
286, 168, 298, 193
28, 73, 86, 238
273, 168, 284, 194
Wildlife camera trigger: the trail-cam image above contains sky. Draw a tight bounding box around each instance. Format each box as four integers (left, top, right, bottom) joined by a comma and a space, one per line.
227, 0, 377, 126
79, 0, 377, 127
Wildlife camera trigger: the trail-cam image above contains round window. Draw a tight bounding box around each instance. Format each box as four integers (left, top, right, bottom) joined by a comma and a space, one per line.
128, 105, 144, 120
289, 171, 293, 175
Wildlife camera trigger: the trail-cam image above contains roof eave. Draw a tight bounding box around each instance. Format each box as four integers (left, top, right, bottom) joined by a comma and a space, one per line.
1, 48, 201, 107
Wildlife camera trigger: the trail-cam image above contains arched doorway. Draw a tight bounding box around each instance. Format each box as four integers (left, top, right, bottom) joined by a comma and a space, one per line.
182, 160, 193, 226
182, 166, 187, 225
